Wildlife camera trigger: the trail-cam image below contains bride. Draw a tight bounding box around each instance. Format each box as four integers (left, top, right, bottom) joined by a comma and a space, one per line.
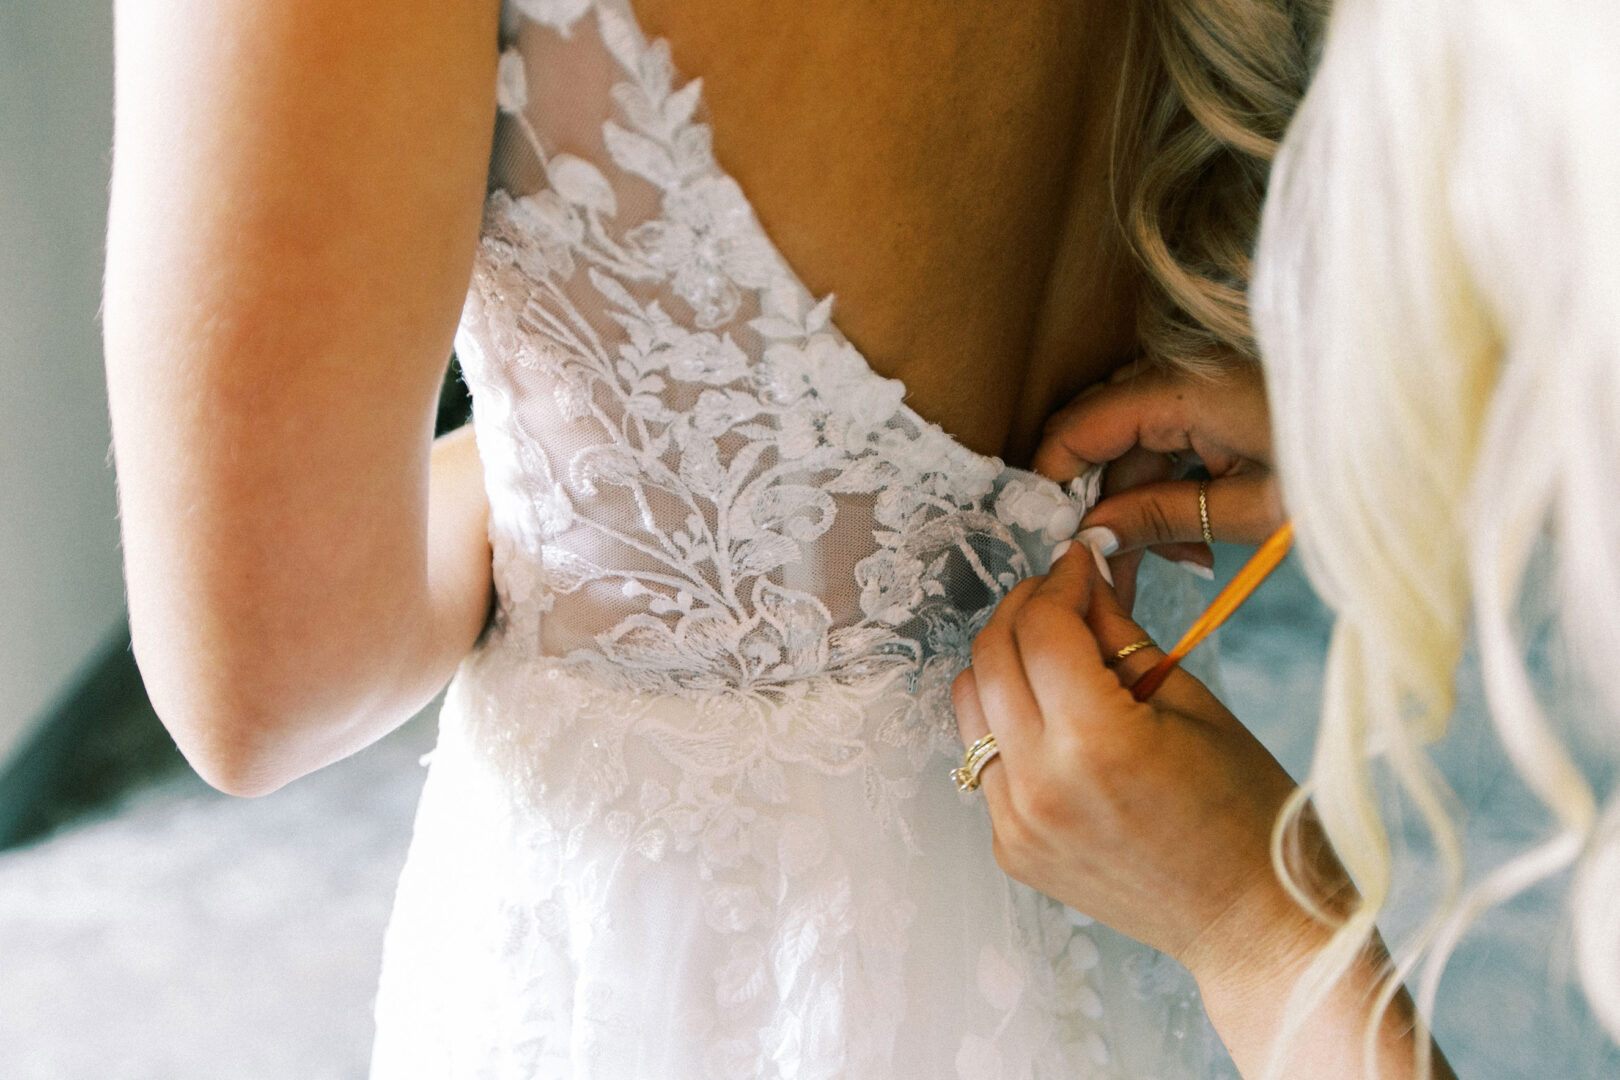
102, 0, 1321, 1075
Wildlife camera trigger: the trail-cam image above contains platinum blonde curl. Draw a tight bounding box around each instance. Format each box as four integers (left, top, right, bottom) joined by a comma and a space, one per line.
1253, 0, 1620, 1075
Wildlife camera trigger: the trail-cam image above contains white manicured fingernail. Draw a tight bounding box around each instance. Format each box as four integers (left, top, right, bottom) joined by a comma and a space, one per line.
1177, 559, 1215, 581
1076, 526, 1119, 556
1049, 539, 1073, 562
1087, 541, 1115, 587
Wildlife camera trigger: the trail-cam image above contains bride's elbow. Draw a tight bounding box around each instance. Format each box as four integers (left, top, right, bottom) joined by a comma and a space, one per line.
131, 635, 337, 798
149, 696, 300, 798
183, 742, 293, 800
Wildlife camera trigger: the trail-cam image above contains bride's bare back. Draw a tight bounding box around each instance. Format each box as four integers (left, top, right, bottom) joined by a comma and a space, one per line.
636, 0, 1138, 460
105, 0, 1136, 793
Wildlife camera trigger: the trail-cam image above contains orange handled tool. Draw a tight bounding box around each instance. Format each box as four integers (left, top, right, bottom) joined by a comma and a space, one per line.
1130, 521, 1295, 701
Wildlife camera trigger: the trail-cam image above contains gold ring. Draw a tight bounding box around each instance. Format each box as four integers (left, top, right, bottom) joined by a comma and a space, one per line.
951, 733, 1001, 792
1108, 638, 1157, 666
1198, 479, 1214, 544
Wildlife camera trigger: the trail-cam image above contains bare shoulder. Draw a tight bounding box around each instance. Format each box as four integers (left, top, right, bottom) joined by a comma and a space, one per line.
105, 0, 502, 396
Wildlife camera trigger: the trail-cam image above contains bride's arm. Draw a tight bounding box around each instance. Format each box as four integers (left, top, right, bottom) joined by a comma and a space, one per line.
103, 0, 501, 796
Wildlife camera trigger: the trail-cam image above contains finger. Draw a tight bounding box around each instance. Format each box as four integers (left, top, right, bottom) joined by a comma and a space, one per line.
1108, 548, 1215, 616
1083, 573, 1237, 726
1084, 587, 1168, 689
1102, 443, 1177, 499
1111, 547, 1146, 613
952, 668, 1014, 819
1035, 362, 1275, 483
1033, 368, 1202, 482
1084, 448, 1174, 610
1009, 543, 1137, 727
1077, 473, 1283, 554
970, 576, 1047, 751
953, 665, 988, 746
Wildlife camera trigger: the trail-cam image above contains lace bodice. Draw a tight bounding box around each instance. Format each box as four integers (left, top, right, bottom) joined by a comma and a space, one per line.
372, 4, 1228, 1077
457, 0, 1101, 735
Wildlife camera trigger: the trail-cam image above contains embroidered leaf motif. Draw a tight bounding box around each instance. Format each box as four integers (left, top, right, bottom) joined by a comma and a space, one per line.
662, 79, 704, 132
589, 266, 641, 312
749, 484, 836, 542
541, 548, 606, 594
677, 433, 726, 501
604, 121, 678, 187
825, 456, 898, 495
732, 534, 800, 576
714, 939, 768, 1006
745, 756, 789, 804
771, 906, 820, 998
571, 443, 645, 495
547, 154, 618, 216
594, 3, 641, 72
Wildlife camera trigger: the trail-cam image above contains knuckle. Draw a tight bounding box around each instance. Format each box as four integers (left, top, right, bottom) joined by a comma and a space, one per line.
1011, 594, 1066, 639
1022, 785, 1070, 833
1137, 493, 1179, 546
951, 669, 977, 712
1009, 599, 1043, 637
1041, 393, 1092, 437
1007, 576, 1043, 604
1029, 444, 1071, 483
1046, 731, 1090, 775
1040, 402, 1072, 436
1260, 478, 1286, 525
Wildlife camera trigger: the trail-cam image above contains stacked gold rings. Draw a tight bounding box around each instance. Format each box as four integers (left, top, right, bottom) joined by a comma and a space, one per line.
951, 733, 1000, 792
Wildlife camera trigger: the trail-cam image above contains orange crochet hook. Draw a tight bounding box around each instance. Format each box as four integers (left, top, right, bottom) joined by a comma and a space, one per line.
1130, 521, 1295, 701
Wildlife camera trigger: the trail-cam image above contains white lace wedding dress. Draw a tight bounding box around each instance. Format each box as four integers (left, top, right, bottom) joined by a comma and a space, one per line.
371, 2, 1231, 1077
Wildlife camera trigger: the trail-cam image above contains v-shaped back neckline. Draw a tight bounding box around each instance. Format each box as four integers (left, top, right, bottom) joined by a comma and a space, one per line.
590, 0, 1085, 498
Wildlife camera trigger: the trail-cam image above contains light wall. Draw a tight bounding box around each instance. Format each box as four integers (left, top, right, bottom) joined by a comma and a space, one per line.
0, 4, 127, 765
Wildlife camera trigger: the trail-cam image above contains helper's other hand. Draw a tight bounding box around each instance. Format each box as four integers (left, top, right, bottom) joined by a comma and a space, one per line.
1034, 361, 1285, 609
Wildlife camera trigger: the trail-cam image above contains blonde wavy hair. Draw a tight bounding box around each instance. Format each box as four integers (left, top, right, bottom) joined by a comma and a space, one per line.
1115, 0, 1328, 375
1254, 0, 1620, 1075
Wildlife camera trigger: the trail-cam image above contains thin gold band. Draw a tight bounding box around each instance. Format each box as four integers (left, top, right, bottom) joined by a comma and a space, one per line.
1198, 479, 1214, 545
1108, 638, 1157, 666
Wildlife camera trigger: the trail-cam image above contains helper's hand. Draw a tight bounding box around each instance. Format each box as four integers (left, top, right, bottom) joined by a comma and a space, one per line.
1033, 362, 1285, 609
954, 544, 1452, 1080
953, 543, 1316, 976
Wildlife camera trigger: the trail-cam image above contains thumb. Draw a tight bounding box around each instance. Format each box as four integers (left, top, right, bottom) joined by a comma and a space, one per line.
1039, 535, 1100, 613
